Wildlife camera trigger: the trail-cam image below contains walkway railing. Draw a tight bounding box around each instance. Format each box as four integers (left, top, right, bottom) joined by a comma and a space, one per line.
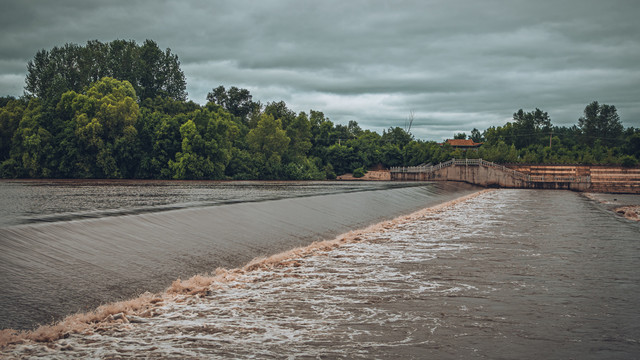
390, 158, 590, 184
529, 175, 591, 183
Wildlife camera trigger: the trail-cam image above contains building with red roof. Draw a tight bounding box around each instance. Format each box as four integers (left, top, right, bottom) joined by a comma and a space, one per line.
438, 139, 483, 151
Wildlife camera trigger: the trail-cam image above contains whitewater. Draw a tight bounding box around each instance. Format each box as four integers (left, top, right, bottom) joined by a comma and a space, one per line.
3, 188, 639, 359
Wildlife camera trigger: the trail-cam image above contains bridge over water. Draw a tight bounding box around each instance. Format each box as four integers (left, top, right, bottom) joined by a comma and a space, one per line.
390, 158, 640, 193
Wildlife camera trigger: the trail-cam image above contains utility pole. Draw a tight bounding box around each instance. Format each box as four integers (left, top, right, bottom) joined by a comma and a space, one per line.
549, 132, 553, 150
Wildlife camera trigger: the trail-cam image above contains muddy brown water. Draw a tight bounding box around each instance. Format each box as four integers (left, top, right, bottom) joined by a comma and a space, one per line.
0, 180, 480, 331
3, 188, 639, 359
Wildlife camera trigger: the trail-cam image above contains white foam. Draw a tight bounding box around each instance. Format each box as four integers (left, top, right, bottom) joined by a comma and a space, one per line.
6, 190, 511, 357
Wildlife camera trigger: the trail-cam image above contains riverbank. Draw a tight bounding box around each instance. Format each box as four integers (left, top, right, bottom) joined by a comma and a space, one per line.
0, 189, 490, 353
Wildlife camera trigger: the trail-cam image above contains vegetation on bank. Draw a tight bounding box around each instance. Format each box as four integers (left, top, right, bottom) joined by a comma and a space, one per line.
1, 40, 639, 180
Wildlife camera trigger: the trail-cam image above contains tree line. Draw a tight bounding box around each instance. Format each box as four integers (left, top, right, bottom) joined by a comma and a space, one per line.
1, 40, 639, 179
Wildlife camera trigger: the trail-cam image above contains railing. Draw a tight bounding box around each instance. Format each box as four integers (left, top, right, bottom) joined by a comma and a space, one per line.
476, 159, 530, 181
390, 158, 590, 184
529, 175, 591, 183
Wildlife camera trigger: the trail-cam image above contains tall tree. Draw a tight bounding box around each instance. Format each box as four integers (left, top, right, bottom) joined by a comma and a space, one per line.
264, 101, 296, 129
578, 101, 623, 146
206, 85, 260, 123
25, 40, 187, 104
453, 132, 467, 140
285, 112, 312, 161
382, 127, 413, 148
512, 108, 551, 148
470, 128, 484, 143
168, 120, 215, 179
57, 77, 140, 178
5, 99, 53, 177
0, 98, 26, 162
246, 114, 290, 160
347, 120, 363, 137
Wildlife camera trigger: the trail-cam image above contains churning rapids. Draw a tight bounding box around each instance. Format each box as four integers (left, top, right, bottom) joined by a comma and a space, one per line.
1, 183, 640, 359
0, 180, 479, 331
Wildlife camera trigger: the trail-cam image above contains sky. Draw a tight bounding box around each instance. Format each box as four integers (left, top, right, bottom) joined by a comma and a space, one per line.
1, 0, 639, 141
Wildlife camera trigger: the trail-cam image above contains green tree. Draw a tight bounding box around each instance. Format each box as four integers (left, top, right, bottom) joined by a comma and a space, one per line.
264, 101, 296, 129
206, 86, 260, 123
136, 40, 187, 101
26, 39, 187, 104
381, 143, 404, 167
284, 112, 312, 162
309, 110, 334, 148
141, 96, 201, 116
478, 140, 518, 163
349, 130, 382, 167
135, 109, 177, 178
404, 140, 439, 166
353, 166, 367, 178
382, 127, 413, 148
246, 114, 290, 178
246, 114, 290, 159
453, 132, 467, 140
624, 131, 640, 159
620, 155, 638, 167
347, 120, 363, 137
470, 128, 483, 143
512, 108, 551, 148
169, 120, 215, 179
283, 157, 324, 180
57, 77, 140, 178
5, 99, 54, 177
578, 101, 623, 146
226, 148, 261, 179
326, 143, 359, 175
0, 98, 26, 162
168, 107, 239, 180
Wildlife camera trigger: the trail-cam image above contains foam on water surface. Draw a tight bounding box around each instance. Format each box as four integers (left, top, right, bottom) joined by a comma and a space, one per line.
4, 189, 640, 359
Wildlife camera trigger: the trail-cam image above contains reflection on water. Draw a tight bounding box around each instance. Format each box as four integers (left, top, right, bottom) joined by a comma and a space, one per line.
0, 180, 480, 330
5, 189, 639, 359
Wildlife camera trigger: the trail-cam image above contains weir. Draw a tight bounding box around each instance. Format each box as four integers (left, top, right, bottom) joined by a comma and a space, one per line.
0, 182, 480, 330
391, 159, 640, 193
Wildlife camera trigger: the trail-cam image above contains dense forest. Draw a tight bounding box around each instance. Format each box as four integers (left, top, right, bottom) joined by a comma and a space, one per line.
1, 40, 639, 180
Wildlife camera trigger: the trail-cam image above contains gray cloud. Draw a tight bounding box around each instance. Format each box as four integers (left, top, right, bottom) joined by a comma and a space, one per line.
1, 0, 639, 140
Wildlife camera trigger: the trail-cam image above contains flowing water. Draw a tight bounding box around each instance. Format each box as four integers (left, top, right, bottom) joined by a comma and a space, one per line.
2, 184, 640, 359
0, 180, 445, 228
0, 180, 480, 331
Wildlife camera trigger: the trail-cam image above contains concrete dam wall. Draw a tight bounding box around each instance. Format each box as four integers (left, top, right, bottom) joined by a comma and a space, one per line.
391, 159, 639, 194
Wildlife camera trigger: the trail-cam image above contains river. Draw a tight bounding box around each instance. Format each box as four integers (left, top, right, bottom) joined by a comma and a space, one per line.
1, 184, 639, 359
0, 180, 479, 330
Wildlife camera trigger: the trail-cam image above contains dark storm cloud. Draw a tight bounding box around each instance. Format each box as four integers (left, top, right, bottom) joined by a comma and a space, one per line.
1, 0, 639, 140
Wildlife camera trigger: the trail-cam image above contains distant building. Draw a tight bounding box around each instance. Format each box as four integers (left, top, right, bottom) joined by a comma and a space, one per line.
438, 139, 483, 151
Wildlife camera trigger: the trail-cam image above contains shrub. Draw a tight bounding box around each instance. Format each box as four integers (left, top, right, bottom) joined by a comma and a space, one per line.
353, 167, 367, 178
621, 155, 638, 167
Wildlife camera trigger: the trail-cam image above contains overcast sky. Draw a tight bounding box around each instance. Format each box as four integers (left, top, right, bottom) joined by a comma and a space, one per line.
1, 0, 639, 140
